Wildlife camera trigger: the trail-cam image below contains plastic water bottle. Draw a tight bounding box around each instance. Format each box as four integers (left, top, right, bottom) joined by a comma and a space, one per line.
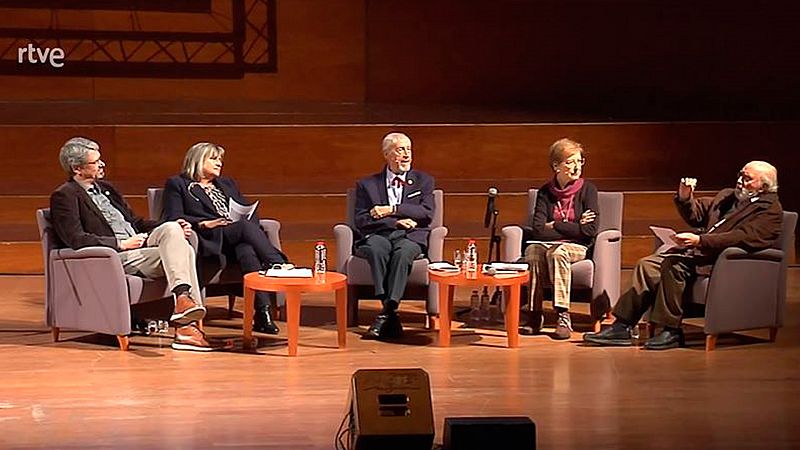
466, 239, 478, 278
469, 289, 480, 325
314, 241, 327, 280
480, 286, 490, 322
453, 249, 462, 270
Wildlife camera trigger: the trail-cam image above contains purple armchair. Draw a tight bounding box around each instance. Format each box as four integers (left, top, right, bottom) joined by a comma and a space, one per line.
37, 208, 172, 350
501, 190, 624, 331
672, 210, 797, 351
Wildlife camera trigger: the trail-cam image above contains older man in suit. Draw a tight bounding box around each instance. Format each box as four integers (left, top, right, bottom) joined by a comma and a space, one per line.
584, 160, 782, 350
355, 132, 436, 339
49, 137, 213, 351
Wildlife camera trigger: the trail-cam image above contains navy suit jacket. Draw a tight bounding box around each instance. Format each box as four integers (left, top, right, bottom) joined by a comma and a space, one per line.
163, 175, 260, 258
354, 168, 435, 249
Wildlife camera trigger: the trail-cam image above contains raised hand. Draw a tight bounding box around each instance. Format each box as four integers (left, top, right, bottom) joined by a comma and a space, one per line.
678, 177, 697, 201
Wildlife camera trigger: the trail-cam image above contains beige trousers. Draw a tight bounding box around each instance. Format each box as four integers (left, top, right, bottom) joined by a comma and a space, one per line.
118, 222, 202, 305
523, 242, 588, 311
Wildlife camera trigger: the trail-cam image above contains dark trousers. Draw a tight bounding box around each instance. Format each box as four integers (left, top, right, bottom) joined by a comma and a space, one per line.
613, 252, 697, 328
222, 220, 287, 311
355, 230, 423, 311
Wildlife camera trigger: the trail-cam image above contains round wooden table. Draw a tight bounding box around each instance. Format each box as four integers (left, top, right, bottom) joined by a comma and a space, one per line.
428, 270, 529, 348
243, 272, 348, 356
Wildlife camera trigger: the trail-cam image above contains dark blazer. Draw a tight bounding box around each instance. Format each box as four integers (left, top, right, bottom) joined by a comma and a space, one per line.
163, 175, 260, 258
675, 188, 782, 263
50, 179, 158, 251
354, 168, 435, 249
529, 179, 599, 248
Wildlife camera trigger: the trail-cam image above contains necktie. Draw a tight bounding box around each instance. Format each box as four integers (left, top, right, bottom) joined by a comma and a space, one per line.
392, 176, 405, 187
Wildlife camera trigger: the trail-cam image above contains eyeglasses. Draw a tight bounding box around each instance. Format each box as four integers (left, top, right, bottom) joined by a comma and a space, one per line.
737, 170, 754, 182
562, 158, 585, 168
392, 146, 412, 155
85, 158, 103, 166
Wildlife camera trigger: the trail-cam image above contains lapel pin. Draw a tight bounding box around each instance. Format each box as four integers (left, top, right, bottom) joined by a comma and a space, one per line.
407, 179, 414, 186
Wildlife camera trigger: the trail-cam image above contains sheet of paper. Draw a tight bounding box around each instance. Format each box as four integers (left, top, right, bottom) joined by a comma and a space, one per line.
265, 267, 313, 278
429, 262, 460, 272
650, 225, 683, 253
228, 198, 258, 222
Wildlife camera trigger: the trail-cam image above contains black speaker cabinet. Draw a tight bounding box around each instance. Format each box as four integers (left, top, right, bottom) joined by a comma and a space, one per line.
443, 416, 536, 450
349, 368, 434, 450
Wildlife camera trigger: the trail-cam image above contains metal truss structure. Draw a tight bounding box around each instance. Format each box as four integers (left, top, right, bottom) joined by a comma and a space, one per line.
0, 0, 276, 78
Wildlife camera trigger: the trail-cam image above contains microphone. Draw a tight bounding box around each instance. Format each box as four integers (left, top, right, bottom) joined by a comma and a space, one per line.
484, 187, 498, 228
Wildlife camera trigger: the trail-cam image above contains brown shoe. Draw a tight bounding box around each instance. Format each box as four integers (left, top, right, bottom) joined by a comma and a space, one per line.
553, 311, 573, 340
170, 293, 206, 325
171, 324, 215, 352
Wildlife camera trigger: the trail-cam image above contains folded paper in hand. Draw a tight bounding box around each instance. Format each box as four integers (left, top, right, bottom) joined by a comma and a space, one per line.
650, 226, 684, 254
428, 262, 460, 272
229, 198, 258, 222
265, 267, 313, 278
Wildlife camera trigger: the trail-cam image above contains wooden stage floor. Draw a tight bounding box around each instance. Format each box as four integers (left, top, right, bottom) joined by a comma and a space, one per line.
1, 272, 799, 449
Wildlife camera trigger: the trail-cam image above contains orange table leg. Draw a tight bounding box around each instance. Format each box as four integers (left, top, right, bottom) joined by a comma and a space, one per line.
285, 290, 302, 357
243, 286, 255, 349
438, 283, 455, 347
335, 287, 347, 348
506, 282, 521, 348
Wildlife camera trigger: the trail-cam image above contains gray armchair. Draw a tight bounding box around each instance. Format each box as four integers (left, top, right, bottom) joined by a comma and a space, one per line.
147, 188, 283, 317
37, 208, 172, 350
501, 190, 623, 330
333, 189, 447, 327
679, 210, 797, 351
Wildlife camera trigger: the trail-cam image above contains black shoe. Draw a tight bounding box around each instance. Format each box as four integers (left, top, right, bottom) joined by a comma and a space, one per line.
363, 313, 389, 339
519, 311, 544, 336
363, 312, 403, 340
382, 313, 403, 339
253, 310, 279, 335
583, 321, 635, 346
643, 328, 684, 350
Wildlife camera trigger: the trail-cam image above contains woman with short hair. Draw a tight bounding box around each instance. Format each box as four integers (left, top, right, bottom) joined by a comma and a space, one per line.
522, 138, 599, 339
163, 142, 287, 334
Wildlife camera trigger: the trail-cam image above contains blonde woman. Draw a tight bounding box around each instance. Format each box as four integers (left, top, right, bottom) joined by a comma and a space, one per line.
163, 142, 288, 335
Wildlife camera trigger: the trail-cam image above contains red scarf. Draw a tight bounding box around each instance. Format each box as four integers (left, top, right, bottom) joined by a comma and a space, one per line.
547, 177, 584, 222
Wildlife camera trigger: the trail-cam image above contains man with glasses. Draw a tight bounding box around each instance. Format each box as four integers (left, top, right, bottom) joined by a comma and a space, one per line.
49, 137, 215, 351
354, 132, 435, 340
584, 161, 783, 350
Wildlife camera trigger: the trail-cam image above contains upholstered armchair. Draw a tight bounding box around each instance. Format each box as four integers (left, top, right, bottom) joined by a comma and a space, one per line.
333, 189, 447, 327
37, 208, 172, 350
501, 189, 624, 331
665, 210, 797, 351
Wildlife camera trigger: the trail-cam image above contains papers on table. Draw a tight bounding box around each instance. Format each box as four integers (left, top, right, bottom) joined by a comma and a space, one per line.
482, 262, 529, 275
650, 226, 684, 254
264, 267, 313, 278
428, 262, 460, 272
229, 198, 258, 222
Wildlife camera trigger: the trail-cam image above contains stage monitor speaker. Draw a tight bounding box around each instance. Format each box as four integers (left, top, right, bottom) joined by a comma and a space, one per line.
443, 416, 536, 450
349, 368, 434, 450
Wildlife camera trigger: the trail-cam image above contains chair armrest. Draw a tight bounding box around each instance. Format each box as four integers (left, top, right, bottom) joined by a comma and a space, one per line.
333, 224, 353, 272
715, 246, 783, 263
501, 225, 523, 262
427, 226, 448, 262
591, 229, 622, 307
259, 219, 282, 251
51, 246, 121, 261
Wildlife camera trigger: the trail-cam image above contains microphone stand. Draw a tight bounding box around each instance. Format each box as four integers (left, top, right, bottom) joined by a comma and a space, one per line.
486, 209, 500, 263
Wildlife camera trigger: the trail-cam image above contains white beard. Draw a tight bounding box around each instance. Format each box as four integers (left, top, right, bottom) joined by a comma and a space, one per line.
735, 187, 758, 201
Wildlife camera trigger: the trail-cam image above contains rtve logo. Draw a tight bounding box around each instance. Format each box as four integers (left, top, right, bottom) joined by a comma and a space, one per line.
18, 44, 65, 68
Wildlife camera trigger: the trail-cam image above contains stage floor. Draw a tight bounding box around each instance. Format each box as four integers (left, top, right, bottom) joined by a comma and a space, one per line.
1, 273, 799, 449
